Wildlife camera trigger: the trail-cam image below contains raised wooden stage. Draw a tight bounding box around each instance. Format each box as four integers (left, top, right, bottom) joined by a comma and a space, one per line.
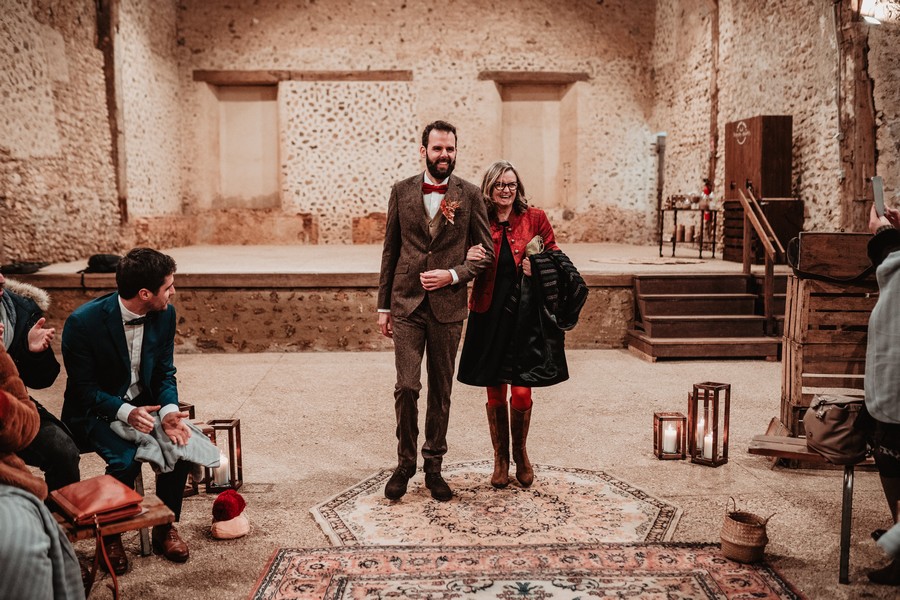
17, 244, 786, 353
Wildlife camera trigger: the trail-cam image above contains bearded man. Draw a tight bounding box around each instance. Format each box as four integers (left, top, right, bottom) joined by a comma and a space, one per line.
377, 120, 493, 502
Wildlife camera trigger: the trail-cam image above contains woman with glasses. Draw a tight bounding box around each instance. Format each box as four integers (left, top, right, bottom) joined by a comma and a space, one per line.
457, 160, 559, 489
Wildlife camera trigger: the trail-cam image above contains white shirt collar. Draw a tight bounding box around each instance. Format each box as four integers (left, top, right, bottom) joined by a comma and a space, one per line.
423, 172, 449, 186
118, 296, 144, 324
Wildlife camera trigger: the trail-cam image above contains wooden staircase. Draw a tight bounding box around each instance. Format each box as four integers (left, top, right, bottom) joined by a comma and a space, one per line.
626, 273, 785, 361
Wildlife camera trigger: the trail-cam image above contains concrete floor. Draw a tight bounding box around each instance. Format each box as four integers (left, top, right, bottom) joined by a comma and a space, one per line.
32, 349, 897, 600
40, 242, 788, 277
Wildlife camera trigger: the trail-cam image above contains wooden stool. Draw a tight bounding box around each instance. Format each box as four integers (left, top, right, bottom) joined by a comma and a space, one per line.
53, 493, 175, 557
748, 434, 858, 584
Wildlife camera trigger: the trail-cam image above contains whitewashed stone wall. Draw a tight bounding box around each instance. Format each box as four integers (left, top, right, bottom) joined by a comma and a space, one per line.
0, 0, 121, 262
2, 0, 899, 262
176, 0, 659, 244
119, 0, 183, 217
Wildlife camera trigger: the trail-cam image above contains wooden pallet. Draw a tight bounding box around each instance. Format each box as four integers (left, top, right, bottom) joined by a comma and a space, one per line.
780, 275, 877, 435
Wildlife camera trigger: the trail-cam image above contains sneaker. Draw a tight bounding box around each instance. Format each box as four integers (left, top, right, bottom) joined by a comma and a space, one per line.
384, 466, 414, 500
424, 473, 452, 502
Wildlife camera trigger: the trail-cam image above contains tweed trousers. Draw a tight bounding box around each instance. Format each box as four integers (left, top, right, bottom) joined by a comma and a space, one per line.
391, 297, 463, 474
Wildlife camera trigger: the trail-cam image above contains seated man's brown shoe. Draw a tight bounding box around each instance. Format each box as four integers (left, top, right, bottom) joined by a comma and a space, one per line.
152, 525, 189, 563
100, 534, 129, 575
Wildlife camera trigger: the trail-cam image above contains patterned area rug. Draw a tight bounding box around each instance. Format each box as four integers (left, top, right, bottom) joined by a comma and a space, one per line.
311, 461, 681, 546
251, 543, 804, 600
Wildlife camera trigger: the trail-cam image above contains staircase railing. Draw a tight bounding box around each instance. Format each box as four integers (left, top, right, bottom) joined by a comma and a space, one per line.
737, 187, 784, 335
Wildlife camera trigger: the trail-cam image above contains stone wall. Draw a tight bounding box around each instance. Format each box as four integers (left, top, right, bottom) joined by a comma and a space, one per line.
176, 0, 659, 245
652, 0, 900, 233
39, 281, 632, 353
119, 0, 183, 218
2, 1, 899, 263
0, 0, 122, 263
870, 6, 900, 206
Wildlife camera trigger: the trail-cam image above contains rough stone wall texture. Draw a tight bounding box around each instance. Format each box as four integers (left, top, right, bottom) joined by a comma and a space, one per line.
279, 81, 417, 244
870, 8, 900, 206
176, 0, 659, 244
4, 0, 900, 262
0, 0, 122, 262
652, 0, 900, 235
40, 283, 631, 353
119, 0, 184, 217
650, 0, 717, 202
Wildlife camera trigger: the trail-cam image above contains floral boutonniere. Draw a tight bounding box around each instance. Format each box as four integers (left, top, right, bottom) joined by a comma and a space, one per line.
440, 198, 461, 225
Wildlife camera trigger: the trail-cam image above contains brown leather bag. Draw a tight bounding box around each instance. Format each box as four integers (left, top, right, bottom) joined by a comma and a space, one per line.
803, 394, 868, 465
50, 474, 143, 526
50, 475, 144, 599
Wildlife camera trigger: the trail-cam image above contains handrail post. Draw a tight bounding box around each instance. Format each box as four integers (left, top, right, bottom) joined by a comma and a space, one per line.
764, 254, 775, 335
742, 212, 752, 275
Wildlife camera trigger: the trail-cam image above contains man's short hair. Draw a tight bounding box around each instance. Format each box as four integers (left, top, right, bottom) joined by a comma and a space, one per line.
116, 248, 177, 299
421, 120, 457, 149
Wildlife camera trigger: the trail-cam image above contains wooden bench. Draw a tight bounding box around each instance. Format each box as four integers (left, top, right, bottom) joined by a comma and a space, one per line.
53, 493, 175, 556
748, 434, 857, 584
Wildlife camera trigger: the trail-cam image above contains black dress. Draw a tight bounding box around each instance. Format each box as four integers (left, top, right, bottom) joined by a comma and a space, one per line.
457, 222, 519, 386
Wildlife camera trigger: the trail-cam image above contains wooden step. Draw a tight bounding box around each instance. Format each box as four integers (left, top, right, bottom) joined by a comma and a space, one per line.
641, 315, 767, 338
752, 274, 789, 294
626, 330, 781, 361
635, 274, 751, 295
639, 293, 756, 317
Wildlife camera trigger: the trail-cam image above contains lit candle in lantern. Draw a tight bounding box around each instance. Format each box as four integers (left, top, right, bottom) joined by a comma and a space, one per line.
696, 416, 705, 449
703, 431, 714, 459
214, 452, 230, 486
662, 424, 677, 454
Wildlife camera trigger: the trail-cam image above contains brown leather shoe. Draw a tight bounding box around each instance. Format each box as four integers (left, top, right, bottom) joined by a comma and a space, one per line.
152, 525, 189, 563
100, 534, 129, 575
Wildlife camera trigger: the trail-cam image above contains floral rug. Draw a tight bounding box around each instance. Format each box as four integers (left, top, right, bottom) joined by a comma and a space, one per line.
310, 461, 681, 546
250, 542, 804, 600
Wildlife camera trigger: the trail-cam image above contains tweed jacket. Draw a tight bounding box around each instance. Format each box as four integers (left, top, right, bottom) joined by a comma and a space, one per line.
61, 292, 178, 447
378, 173, 493, 323
469, 207, 559, 313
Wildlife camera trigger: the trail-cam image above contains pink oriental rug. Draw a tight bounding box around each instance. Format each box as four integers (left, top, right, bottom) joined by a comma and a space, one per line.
250, 542, 804, 599
310, 461, 681, 546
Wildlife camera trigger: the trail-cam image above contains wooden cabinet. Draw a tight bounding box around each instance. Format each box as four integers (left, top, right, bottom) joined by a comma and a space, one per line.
724, 115, 792, 199
723, 199, 803, 264
723, 115, 801, 263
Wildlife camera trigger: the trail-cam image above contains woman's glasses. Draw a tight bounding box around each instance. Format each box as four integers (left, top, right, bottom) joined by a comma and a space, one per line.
493, 182, 518, 191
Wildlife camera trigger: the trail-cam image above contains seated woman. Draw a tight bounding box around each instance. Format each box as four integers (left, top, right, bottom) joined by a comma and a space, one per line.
0, 344, 84, 599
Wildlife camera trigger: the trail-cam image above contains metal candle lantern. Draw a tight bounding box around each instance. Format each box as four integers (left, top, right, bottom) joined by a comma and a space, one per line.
205, 418, 243, 492
653, 412, 687, 460
687, 382, 730, 467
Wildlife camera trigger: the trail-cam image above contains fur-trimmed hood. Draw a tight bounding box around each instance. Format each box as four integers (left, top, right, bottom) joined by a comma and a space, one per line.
4, 279, 51, 311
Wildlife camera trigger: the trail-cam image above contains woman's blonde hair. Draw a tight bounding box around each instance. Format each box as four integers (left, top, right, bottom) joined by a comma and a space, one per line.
480, 160, 529, 219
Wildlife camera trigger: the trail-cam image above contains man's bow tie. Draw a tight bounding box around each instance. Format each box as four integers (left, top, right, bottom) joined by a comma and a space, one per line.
124, 315, 149, 326
422, 182, 448, 194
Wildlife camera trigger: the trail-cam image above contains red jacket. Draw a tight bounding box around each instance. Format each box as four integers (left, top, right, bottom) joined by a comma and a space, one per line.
469, 207, 559, 313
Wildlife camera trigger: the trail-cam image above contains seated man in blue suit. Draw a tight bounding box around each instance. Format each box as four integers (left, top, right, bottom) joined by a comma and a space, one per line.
61, 247, 192, 574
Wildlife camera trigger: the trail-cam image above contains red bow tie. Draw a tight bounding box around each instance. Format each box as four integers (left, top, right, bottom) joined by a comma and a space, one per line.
422, 182, 448, 194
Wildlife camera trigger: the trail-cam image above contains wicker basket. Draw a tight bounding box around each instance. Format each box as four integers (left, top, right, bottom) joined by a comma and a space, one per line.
720, 497, 773, 563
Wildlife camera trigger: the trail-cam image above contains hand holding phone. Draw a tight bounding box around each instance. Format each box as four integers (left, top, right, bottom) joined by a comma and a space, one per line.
873, 176, 885, 217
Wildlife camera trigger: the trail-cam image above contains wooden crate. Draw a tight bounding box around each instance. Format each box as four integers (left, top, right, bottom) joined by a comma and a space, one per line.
796, 232, 872, 279
782, 276, 877, 343
780, 275, 876, 434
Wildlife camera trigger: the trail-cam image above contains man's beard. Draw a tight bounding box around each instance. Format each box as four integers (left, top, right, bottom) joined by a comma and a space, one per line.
426, 154, 455, 181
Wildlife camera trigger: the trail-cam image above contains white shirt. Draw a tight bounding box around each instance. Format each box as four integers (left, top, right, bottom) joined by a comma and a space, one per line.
115, 297, 177, 424
423, 173, 459, 285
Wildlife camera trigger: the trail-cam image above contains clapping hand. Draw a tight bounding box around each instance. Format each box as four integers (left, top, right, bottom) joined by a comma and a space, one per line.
27, 318, 55, 353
